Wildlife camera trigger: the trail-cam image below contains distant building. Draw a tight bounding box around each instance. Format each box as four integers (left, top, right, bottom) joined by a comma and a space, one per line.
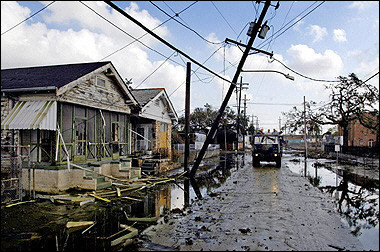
338, 114, 378, 147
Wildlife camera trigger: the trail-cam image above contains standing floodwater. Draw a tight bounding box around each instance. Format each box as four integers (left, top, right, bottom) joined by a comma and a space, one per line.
1, 152, 378, 251
285, 153, 379, 251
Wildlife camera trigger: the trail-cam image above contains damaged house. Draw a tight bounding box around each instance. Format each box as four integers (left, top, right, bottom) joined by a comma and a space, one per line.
130, 88, 178, 174
1, 61, 142, 193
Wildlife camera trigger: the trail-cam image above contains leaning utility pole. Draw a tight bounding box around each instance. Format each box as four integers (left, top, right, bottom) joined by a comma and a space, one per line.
190, 1, 272, 177
236, 76, 242, 151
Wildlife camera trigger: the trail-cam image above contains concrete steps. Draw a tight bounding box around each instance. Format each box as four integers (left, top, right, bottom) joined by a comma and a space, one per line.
83, 167, 112, 190
141, 159, 158, 175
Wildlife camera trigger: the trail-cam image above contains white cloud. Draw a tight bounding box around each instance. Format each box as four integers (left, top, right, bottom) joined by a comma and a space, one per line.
307, 25, 328, 43
286, 44, 344, 80
292, 17, 304, 32
1, 1, 189, 113
333, 29, 347, 42
348, 1, 378, 11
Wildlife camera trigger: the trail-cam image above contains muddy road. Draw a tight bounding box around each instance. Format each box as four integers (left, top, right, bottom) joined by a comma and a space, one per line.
1, 151, 378, 251
139, 152, 378, 251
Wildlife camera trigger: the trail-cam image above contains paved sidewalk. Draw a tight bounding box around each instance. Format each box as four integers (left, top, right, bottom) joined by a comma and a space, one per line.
138, 156, 364, 251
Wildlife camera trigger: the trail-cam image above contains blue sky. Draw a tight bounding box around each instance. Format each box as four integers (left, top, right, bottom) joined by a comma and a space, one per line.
1, 1, 379, 132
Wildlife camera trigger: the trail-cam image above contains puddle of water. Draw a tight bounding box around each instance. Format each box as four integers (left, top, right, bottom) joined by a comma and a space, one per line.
284, 153, 379, 251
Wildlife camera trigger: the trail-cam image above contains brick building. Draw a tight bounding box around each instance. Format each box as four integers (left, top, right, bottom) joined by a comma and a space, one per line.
338, 114, 378, 147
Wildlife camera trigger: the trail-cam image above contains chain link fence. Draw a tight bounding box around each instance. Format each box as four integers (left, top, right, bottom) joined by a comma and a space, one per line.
1, 145, 31, 204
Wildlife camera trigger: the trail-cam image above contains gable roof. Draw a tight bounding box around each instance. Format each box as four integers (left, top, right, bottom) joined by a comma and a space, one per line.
131, 88, 178, 123
2, 62, 110, 91
131, 88, 164, 107
1, 61, 139, 106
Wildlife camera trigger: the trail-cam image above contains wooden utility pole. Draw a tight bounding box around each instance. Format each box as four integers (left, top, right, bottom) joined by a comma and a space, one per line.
184, 62, 191, 173
303, 96, 307, 158
243, 94, 247, 150
190, 1, 272, 177
236, 77, 242, 150
184, 62, 191, 207
303, 96, 308, 176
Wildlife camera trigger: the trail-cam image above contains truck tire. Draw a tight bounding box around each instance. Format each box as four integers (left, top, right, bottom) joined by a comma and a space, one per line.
275, 158, 281, 168
252, 156, 260, 167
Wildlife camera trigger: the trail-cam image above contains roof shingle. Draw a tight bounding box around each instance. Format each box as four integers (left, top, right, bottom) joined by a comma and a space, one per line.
1, 61, 110, 90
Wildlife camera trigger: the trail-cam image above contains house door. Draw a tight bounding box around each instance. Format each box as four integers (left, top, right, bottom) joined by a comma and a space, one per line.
74, 118, 87, 162
136, 124, 153, 153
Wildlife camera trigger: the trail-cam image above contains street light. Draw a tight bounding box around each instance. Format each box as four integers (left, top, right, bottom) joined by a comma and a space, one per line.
241, 69, 295, 81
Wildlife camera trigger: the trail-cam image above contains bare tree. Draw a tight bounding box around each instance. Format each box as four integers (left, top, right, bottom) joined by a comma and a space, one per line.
283, 73, 379, 147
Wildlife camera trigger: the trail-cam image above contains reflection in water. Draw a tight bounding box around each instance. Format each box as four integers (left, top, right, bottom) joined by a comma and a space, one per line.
286, 154, 379, 250
322, 170, 379, 238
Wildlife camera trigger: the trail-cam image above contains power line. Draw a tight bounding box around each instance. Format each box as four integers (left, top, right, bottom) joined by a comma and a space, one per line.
271, 57, 340, 83
1, 1, 55, 35
150, 1, 223, 45
362, 71, 379, 84
168, 45, 225, 97
210, 1, 238, 36
162, 1, 193, 27
104, 1, 233, 86
257, 1, 324, 50
134, 51, 176, 88
95, 1, 198, 62
80, 2, 186, 68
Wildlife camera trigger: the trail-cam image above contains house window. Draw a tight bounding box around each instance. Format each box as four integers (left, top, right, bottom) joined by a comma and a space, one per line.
160, 123, 167, 132
359, 139, 364, 146
96, 77, 106, 87
137, 127, 144, 140
368, 139, 374, 147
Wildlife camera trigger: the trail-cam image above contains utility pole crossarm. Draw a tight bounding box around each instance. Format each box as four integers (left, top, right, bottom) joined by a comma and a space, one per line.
225, 38, 274, 57
190, 1, 272, 177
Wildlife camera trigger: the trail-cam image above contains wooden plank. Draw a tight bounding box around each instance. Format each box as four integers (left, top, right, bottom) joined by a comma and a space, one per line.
89, 194, 111, 203
66, 221, 94, 229
5, 200, 35, 208
120, 196, 142, 201
126, 216, 158, 222
109, 227, 138, 247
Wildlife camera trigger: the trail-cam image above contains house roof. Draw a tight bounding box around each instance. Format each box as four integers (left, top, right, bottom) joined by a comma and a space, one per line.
130, 88, 164, 107
131, 88, 178, 123
1, 61, 139, 107
1, 61, 111, 91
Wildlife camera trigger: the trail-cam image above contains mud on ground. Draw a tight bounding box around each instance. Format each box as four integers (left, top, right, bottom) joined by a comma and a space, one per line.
138, 156, 365, 251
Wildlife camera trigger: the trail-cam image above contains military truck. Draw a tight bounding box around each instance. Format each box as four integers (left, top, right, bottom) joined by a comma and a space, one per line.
251, 134, 283, 167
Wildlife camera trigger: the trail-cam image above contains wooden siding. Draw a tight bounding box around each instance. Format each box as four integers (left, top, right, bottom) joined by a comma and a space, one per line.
141, 95, 173, 124
58, 73, 131, 114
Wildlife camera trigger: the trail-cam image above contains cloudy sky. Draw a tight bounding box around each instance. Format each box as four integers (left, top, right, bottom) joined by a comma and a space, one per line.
1, 1, 379, 132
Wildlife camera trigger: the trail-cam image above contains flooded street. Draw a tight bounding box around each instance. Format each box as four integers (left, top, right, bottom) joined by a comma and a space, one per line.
1, 151, 378, 251
285, 153, 379, 251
